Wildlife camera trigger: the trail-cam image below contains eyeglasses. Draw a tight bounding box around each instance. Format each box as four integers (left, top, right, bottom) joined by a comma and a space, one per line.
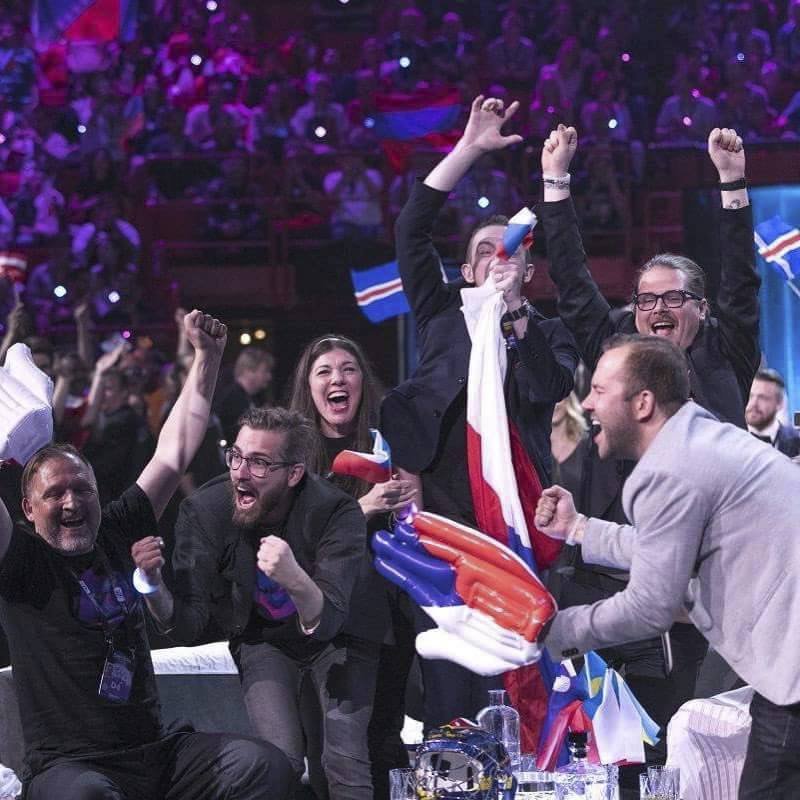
632, 289, 703, 311
224, 448, 294, 478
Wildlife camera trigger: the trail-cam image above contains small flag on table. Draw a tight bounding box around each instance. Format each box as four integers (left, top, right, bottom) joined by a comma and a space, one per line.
351, 260, 410, 324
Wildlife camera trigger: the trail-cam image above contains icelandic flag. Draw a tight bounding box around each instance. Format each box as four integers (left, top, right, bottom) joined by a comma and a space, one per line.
755, 215, 800, 299
351, 261, 410, 324
32, 0, 138, 45
459, 278, 563, 750
331, 428, 392, 485
498, 208, 537, 259
373, 88, 461, 173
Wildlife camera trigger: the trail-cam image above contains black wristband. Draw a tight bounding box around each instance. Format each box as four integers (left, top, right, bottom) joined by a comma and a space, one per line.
501, 299, 530, 324
719, 177, 747, 191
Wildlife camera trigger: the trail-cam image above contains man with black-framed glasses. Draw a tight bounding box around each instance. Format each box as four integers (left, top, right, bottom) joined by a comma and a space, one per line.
535, 125, 760, 794
131, 405, 379, 800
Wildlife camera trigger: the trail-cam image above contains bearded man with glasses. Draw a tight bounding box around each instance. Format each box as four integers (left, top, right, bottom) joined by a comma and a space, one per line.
534, 124, 759, 795
131, 405, 379, 800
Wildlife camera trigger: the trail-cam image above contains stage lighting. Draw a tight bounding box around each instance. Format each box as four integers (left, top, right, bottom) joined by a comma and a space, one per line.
53, 284, 67, 298
314, 125, 327, 138
206, 0, 218, 10
608, 118, 618, 129
477, 196, 490, 209
240, 332, 252, 345
190, 54, 203, 66
77, 124, 87, 134
398, 56, 411, 69
108, 290, 121, 304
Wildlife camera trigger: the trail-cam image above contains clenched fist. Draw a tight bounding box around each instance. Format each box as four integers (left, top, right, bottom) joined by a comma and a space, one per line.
257, 535, 301, 588
131, 536, 165, 585
534, 485, 578, 541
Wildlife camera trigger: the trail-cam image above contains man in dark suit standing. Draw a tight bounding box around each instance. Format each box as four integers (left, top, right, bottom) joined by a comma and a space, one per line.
746, 368, 800, 458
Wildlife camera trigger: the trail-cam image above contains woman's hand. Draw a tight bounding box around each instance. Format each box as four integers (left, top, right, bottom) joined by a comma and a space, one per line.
359, 478, 418, 518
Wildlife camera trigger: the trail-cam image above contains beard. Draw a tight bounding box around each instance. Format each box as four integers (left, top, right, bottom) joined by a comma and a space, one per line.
230, 483, 275, 530
598, 417, 639, 461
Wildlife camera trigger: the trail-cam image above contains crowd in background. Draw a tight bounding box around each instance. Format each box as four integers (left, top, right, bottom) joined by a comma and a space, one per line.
0, 1, 798, 329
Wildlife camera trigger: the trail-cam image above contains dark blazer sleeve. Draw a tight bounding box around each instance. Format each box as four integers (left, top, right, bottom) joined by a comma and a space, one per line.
514, 316, 578, 404
537, 197, 626, 372
307, 495, 368, 642
169, 496, 220, 644
395, 179, 453, 329
715, 204, 761, 403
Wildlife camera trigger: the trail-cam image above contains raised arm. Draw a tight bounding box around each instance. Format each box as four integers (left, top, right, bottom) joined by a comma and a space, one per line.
537, 125, 620, 372
73, 301, 94, 369
706, 128, 761, 402
136, 311, 226, 520
398, 96, 523, 327
80, 343, 126, 429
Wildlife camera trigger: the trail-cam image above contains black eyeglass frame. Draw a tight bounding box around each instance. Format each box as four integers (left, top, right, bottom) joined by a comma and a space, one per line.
631, 289, 704, 311
224, 447, 295, 478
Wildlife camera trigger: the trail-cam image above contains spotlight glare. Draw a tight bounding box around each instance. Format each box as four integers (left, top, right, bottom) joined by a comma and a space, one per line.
108, 290, 121, 304
206, 0, 218, 10
77, 124, 87, 134
682, 115, 692, 127
736, 51, 745, 62
621, 52, 631, 62
364, 116, 375, 128
477, 196, 490, 209
608, 118, 618, 129
239, 332, 252, 345
314, 125, 327, 138
691, 88, 700, 98
398, 56, 411, 69
122, 330, 131, 339
53, 284, 67, 298
190, 53, 203, 66
254, 328, 266, 340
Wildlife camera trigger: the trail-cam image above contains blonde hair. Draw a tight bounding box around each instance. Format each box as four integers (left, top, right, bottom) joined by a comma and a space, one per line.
560, 392, 588, 442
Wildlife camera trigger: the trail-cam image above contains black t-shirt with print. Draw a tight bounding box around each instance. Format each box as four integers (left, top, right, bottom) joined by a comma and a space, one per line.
0, 484, 162, 777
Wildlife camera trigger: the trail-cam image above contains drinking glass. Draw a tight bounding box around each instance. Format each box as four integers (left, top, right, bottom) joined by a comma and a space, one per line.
389, 767, 417, 800
515, 754, 556, 799
639, 765, 680, 800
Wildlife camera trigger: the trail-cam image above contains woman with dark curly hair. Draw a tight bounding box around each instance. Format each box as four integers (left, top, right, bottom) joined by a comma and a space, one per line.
289, 334, 419, 800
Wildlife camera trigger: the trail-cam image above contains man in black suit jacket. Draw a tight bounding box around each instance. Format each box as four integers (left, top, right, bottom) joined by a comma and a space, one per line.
747, 368, 800, 458
537, 123, 760, 790
380, 96, 579, 729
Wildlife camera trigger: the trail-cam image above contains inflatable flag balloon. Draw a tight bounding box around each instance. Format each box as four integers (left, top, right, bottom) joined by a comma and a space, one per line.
496, 208, 537, 260
373, 508, 557, 676
536, 652, 660, 770
330, 428, 392, 484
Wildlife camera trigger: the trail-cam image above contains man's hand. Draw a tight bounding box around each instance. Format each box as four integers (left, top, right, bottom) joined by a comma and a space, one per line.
94, 342, 126, 375
359, 477, 417, 518
541, 124, 578, 177
534, 485, 578, 541
257, 536, 302, 588
131, 536, 165, 586
708, 127, 745, 182
459, 95, 523, 154
490, 259, 528, 306
73, 302, 90, 325
182, 310, 227, 356
173, 306, 188, 329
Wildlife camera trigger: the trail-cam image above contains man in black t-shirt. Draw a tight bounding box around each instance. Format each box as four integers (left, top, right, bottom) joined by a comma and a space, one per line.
0, 311, 292, 800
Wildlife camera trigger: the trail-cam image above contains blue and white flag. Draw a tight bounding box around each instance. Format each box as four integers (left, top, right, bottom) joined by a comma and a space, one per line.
754, 215, 800, 298
350, 260, 410, 323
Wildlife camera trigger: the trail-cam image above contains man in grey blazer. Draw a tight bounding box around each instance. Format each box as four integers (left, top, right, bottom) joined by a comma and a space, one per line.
535, 334, 800, 799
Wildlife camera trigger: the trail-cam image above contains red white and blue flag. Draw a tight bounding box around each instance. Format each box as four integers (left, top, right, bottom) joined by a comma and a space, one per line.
331, 428, 392, 485
499, 207, 537, 259
32, 0, 138, 45
755, 215, 800, 299
350, 260, 410, 324
460, 278, 562, 750
373, 88, 461, 173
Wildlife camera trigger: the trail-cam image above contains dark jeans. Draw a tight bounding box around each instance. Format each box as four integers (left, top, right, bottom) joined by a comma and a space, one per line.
412, 603, 504, 732
24, 729, 293, 800
739, 692, 800, 799
236, 636, 379, 800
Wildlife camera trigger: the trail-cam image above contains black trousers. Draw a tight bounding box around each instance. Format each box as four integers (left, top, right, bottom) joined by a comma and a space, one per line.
739, 692, 800, 799
24, 729, 293, 800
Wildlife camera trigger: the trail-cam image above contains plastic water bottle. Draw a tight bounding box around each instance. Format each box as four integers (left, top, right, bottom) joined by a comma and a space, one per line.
476, 689, 521, 772
553, 732, 609, 799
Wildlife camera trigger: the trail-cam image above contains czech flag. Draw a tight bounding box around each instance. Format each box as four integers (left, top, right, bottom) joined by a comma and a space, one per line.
32, 0, 138, 45
331, 428, 392, 485
373, 88, 461, 173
